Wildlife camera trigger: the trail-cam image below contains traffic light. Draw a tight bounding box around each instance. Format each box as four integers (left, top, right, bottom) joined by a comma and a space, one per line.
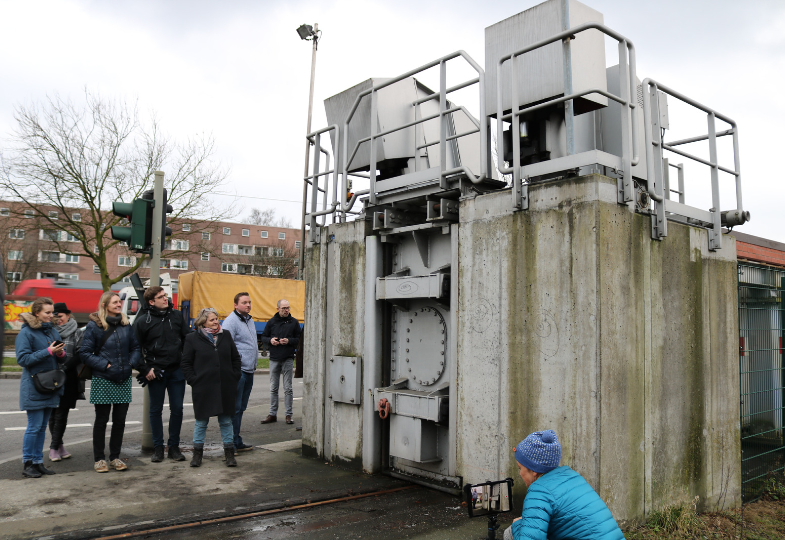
111, 198, 154, 252
160, 188, 173, 250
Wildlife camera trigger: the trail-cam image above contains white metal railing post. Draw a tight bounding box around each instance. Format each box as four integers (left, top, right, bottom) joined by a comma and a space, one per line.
561, 0, 575, 156
707, 112, 722, 250
512, 52, 522, 208
370, 89, 378, 205
649, 83, 667, 239
439, 60, 448, 190
617, 39, 633, 203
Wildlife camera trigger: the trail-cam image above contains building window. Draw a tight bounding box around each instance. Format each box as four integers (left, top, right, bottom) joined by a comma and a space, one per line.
64, 254, 79, 263
8, 250, 23, 260
238, 245, 253, 256
237, 264, 253, 275
141, 259, 151, 268
6, 272, 22, 282
118, 256, 135, 267
182, 223, 191, 232
41, 229, 60, 241
271, 248, 284, 257
0, 208, 9, 216
202, 232, 211, 240
260, 231, 268, 239
242, 229, 250, 237
269, 266, 281, 276
24, 210, 33, 219
167, 239, 189, 251
278, 232, 286, 240
9, 229, 24, 239
201, 252, 210, 261
40, 251, 61, 262
61, 274, 78, 280
93, 265, 100, 274
160, 259, 171, 269
65, 232, 78, 242
171, 260, 188, 270
222, 243, 237, 254
48, 211, 58, 220
72, 213, 81, 222
223, 227, 231, 235
295, 241, 301, 249
255, 246, 267, 257
221, 263, 237, 273
93, 244, 100, 254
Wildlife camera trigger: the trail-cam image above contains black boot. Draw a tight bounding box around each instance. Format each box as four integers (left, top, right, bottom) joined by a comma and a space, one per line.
168, 446, 186, 462
35, 463, 56, 475
151, 446, 164, 463
190, 446, 203, 467
22, 461, 42, 478
224, 445, 237, 467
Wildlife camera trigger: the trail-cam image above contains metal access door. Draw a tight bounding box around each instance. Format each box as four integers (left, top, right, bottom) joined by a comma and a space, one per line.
738, 262, 785, 500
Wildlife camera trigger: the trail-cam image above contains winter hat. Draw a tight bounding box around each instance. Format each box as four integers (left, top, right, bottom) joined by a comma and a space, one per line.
514, 430, 561, 473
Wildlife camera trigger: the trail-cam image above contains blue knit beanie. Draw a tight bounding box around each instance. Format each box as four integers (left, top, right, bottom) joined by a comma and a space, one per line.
514, 430, 561, 473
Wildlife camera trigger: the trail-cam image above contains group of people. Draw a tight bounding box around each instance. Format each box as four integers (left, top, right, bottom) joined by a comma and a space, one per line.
15, 288, 301, 477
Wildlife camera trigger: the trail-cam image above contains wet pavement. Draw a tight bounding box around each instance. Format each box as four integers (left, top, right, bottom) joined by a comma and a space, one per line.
0, 377, 515, 540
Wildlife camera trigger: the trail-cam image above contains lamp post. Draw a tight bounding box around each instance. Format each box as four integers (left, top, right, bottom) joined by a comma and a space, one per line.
297, 23, 319, 280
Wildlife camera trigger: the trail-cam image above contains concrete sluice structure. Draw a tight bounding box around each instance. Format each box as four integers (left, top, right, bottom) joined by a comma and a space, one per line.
301, 0, 746, 523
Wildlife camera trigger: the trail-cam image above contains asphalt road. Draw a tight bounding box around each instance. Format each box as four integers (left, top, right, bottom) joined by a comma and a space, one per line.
0, 375, 303, 466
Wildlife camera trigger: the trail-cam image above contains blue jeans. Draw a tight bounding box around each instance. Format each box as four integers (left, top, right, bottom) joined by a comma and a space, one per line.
232, 371, 254, 447
270, 358, 294, 417
23, 408, 53, 464
193, 415, 234, 446
147, 368, 186, 449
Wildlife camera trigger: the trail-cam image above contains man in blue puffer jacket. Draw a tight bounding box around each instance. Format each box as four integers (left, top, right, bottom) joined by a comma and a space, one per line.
507, 430, 625, 540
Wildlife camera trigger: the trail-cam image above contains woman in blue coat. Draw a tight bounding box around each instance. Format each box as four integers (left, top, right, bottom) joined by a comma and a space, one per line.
506, 430, 625, 540
16, 297, 66, 478
79, 291, 142, 473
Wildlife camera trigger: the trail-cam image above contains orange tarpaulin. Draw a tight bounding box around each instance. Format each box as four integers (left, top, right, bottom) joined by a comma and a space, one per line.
178, 271, 305, 324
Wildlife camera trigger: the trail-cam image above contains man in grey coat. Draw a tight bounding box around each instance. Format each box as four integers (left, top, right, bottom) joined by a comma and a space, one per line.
221, 292, 258, 452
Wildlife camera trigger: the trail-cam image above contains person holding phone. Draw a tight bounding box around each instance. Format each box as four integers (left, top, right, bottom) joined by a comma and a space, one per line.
260, 299, 301, 425
505, 430, 623, 540
80, 291, 142, 473
16, 297, 65, 478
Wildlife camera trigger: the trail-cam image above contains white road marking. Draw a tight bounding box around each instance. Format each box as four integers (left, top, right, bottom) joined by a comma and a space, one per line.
0, 409, 80, 415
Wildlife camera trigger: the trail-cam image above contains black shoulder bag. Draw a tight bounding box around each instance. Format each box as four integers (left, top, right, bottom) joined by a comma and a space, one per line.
76, 325, 118, 381
31, 329, 68, 394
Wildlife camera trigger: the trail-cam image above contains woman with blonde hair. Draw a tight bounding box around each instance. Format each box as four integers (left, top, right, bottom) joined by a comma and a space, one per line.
79, 291, 142, 473
181, 308, 242, 467
16, 297, 65, 478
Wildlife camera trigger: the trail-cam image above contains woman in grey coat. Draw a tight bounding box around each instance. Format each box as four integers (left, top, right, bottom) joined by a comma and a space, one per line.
16, 297, 66, 478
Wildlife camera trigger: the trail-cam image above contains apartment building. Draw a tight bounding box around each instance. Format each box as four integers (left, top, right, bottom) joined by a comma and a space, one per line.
0, 201, 301, 288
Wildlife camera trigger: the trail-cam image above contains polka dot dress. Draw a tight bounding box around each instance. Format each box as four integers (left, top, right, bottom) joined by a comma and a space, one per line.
90, 377, 132, 405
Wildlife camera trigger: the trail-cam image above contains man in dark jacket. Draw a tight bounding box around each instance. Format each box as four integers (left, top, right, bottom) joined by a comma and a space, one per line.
133, 286, 189, 462
260, 299, 301, 425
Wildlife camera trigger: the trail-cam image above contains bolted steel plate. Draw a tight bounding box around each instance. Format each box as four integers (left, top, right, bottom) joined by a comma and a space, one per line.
394, 305, 447, 387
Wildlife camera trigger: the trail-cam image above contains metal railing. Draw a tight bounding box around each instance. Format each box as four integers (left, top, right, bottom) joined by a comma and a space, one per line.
496, 22, 639, 208
642, 79, 743, 250
342, 50, 491, 206
303, 125, 339, 242
739, 262, 785, 500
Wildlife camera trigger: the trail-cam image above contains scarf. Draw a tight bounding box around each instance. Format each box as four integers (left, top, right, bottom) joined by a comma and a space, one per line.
106, 315, 122, 327
57, 317, 79, 340
200, 326, 222, 343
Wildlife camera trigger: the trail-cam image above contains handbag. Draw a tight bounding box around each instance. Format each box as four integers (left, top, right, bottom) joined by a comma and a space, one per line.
76, 324, 118, 381
32, 368, 67, 393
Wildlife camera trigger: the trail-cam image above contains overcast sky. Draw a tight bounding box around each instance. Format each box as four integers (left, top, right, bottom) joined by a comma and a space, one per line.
0, 0, 782, 241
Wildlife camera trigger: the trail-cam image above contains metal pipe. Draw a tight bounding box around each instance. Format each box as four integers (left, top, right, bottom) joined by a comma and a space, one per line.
661, 144, 739, 176
666, 129, 734, 147
416, 127, 480, 150
411, 77, 480, 105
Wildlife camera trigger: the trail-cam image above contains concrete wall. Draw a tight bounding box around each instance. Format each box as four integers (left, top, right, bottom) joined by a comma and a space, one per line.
456, 174, 741, 522
302, 220, 369, 466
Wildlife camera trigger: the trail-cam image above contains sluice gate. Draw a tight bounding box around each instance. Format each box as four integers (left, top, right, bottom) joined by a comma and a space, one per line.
301, 0, 748, 521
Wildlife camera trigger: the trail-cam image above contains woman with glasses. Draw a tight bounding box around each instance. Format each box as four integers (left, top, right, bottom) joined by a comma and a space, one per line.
181, 308, 242, 467
80, 291, 142, 473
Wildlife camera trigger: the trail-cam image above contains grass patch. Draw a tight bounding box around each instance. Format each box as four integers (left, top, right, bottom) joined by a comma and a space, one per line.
257, 357, 269, 370
3, 357, 17, 365
627, 475, 785, 539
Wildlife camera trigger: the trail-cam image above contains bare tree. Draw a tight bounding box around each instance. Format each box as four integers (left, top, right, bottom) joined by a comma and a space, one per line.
244, 207, 292, 228
246, 239, 299, 280
0, 212, 46, 292
0, 90, 236, 290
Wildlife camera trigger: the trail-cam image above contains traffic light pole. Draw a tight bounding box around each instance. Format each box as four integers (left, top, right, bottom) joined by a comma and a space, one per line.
141, 171, 165, 452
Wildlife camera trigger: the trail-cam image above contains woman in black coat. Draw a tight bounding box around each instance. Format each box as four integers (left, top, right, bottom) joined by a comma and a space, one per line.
181, 308, 242, 467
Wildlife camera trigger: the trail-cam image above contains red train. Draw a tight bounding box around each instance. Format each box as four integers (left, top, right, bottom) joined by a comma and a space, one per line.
7, 279, 178, 325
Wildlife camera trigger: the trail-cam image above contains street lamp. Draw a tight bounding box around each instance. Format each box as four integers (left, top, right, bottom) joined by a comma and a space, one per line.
298, 23, 320, 280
